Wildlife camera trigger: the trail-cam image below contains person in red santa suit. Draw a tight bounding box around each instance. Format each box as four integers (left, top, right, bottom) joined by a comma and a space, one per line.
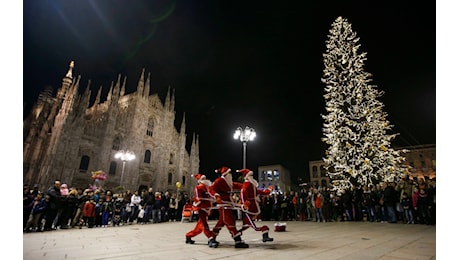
209, 166, 248, 248
185, 174, 219, 248
237, 168, 275, 242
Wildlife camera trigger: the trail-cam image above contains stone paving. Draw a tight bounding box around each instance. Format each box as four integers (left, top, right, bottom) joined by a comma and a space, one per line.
23, 220, 436, 260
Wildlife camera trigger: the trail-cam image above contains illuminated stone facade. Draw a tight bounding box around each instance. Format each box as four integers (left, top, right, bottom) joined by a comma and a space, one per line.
23, 62, 199, 194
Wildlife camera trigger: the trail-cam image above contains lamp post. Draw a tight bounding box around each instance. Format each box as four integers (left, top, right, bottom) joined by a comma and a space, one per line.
114, 150, 135, 186
233, 126, 256, 169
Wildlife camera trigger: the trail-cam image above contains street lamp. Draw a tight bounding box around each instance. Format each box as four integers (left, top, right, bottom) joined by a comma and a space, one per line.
114, 150, 135, 186
233, 126, 256, 168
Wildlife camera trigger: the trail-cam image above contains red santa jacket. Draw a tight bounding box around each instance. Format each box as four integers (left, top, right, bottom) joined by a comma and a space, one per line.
83, 201, 96, 217
209, 176, 242, 203
192, 182, 213, 214
240, 181, 271, 216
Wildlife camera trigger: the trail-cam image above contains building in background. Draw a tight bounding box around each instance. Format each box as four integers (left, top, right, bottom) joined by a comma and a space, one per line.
23, 62, 199, 195
308, 160, 329, 188
308, 144, 436, 188
257, 164, 292, 194
400, 144, 436, 180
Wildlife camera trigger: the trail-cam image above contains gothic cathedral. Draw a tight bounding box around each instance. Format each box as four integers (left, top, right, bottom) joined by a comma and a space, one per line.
23, 62, 200, 195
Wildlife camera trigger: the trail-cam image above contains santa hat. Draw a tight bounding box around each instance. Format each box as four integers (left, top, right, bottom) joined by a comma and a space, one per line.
237, 168, 253, 177
192, 173, 206, 182
215, 166, 231, 176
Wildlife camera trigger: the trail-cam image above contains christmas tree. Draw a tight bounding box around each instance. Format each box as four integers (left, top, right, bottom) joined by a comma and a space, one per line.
321, 16, 409, 192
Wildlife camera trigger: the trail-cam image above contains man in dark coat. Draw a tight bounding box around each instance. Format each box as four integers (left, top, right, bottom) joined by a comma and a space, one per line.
43, 180, 63, 231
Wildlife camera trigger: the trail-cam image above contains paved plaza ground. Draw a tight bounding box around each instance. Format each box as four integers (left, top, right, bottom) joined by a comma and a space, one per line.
22, 220, 436, 260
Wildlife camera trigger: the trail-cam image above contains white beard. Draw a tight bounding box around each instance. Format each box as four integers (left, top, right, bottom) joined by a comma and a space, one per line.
223, 173, 233, 188
201, 179, 211, 187
246, 175, 258, 187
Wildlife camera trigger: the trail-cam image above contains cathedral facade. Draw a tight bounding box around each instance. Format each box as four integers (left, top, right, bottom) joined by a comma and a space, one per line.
23, 62, 200, 195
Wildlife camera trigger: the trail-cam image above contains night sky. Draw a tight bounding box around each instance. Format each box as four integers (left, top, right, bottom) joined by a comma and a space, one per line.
23, 0, 436, 183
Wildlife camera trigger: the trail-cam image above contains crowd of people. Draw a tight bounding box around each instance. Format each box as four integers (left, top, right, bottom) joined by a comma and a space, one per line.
23, 180, 189, 233
261, 177, 436, 226
23, 171, 436, 246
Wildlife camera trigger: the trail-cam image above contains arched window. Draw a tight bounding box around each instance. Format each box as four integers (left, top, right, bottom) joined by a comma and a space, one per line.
168, 172, 173, 185
312, 166, 318, 178
320, 166, 327, 177
144, 150, 151, 163
169, 153, 174, 164
112, 136, 121, 150
182, 175, 186, 186
109, 161, 117, 175
146, 117, 154, 137
321, 179, 328, 188
79, 155, 90, 172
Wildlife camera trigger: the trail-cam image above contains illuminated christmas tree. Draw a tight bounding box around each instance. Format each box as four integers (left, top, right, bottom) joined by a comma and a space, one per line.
321, 17, 409, 192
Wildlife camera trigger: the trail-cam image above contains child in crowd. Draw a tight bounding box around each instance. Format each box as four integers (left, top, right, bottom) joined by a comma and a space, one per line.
101, 196, 113, 228
95, 198, 103, 227
401, 192, 414, 224
137, 205, 145, 224
81, 197, 96, 228
112, 194, 123, 226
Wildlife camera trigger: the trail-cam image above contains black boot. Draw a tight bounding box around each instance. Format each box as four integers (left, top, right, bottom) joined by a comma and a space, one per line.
262, 232, 274, 242
208, 238, 218, 248
185, 237, 195, 244
234, 235, 249, 248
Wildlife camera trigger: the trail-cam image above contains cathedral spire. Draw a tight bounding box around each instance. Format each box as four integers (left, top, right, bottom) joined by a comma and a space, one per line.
113, 74, 121, 98
58, 61, 74, 99
137, 68, 145, 96
144, 72, 151, 98
180, 112, 186, 135
107, 81, 114, 102
165, 86, 171, 111
93, 85, 102, 107
79, 80, 92, 113
196, 134, 199, 155
121, 76, 127, 96
170, 88, 175, 111
65, 60, 74, 79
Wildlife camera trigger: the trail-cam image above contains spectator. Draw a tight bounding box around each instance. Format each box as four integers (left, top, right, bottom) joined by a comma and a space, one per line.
168, 193, 178, 222
24, 193, 47, 232
129, 190, 141, 224
43, 180, 62, 231
59, 187, 78, 229
362, 185, 376, 222
298, 197, 307, 221
142, 188, 155, 224
95, 198, 103, 227
352, 185, 363, 221
71, 188, 90, 228
162, 191, 171, 222
382, 182, 398, 223
314, 191, 324, 222
23, 185, 34, 229
321, 187, 331, 222
341, 188, 353, 221
416, 189, 431, 225
373, 184, 384, 222
101, 195, 113, 227
137, 205, 145, 224
112, 194, 123, 226
152, 191, 162, 223
401, 192, 414, 224
122, 190, 132, 224
412, 187, 420, 224
80, 197, 96, 228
